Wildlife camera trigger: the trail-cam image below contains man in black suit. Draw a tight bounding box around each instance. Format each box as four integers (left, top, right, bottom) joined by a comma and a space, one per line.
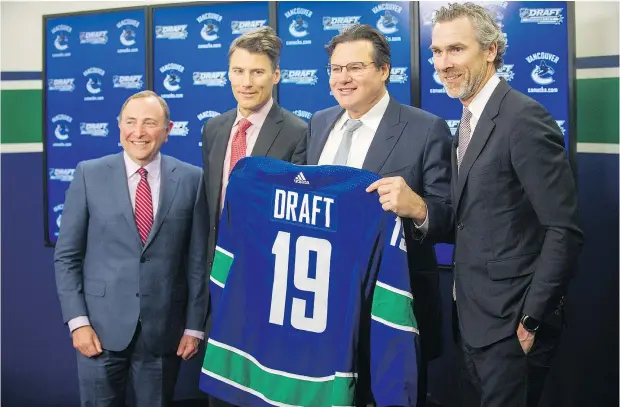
294, 24, 453, 406
429, 3, 583, 406
201, 26, 306, 407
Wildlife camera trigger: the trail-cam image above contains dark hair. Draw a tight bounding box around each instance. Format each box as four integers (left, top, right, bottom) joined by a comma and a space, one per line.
228, 26, 282, 71
325, 24, 391, 85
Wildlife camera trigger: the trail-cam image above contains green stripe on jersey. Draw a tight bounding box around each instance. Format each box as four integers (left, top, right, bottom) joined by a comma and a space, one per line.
211, 247, 234, 286
371, 281, 418, 331
202, 340, 356, 406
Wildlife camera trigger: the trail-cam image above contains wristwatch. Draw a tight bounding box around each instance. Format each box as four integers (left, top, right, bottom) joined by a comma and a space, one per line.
521, 314, 541, 333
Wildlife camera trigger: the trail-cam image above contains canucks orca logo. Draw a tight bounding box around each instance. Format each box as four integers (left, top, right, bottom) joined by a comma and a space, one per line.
531, 60, 555, 85
54, 33, 69, 50
86, 76, 102, 94
55, 122, 70, 140
54, 203, 64, 230
164, 73, 181, 92
290, 15, 309, 37
377, 11, 398, 34
432, 71, 443, 86
201, 21, 219, 42
120, 27, 135, 46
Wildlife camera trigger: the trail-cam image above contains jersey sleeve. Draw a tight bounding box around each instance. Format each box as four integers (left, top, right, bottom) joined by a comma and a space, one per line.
209, 195, 235, 311
370, 213, 419, 407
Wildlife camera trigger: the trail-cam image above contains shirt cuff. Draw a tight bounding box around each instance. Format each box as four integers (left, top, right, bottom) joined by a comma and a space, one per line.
68, 316, 90, 333
414, 213, 429, 234
184, 329, 205, 340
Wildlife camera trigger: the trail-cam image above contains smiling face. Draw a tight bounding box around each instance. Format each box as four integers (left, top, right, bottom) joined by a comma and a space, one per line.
430, 16, 497, 105
229, 48, 280, 117
119, 96, 172, 166
329, 40, 389, 119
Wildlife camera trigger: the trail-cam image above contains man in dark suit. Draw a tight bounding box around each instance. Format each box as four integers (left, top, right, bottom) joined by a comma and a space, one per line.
294, 24, 453, 406
201, 26, 306, 407
429, 3, 583, 406
54, 90, 208, 407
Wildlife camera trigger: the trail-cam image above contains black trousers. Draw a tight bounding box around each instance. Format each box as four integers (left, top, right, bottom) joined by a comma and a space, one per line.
456, 313, 563, 407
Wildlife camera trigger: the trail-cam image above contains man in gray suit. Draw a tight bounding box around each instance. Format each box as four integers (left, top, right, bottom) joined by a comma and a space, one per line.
430, 4, 583, 406
54, 90, 207, 407
294, 24, 453, 407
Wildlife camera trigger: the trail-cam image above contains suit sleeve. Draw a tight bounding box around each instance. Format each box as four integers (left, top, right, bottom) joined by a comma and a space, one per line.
185, 170, 209, 332
370, 213, 419, 407
208, 191, 235, 315
54, 162, 89, 324
291, 120, 309, 165
421, 117, 454, 244
510, 103, 584, 321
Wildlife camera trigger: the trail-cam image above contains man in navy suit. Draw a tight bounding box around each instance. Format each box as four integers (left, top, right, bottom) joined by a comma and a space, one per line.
54, 90, 208, 407
429, 4, 583, 406
293, 24, 453, 406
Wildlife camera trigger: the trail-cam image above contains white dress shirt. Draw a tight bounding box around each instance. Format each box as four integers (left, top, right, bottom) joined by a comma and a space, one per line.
220, 97, 274, 211
68, 152, 204, 340
319, 91, 429, 232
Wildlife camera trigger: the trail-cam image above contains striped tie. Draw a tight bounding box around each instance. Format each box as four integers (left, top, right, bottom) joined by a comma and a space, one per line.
135, 168, 153, 245
457, 107, 473, 170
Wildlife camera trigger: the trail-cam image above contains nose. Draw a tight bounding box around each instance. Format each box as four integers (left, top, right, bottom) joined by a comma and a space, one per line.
241, 72, 252, 87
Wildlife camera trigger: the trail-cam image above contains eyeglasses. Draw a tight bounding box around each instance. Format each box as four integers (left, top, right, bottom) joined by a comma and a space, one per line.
327, 61, 376, 76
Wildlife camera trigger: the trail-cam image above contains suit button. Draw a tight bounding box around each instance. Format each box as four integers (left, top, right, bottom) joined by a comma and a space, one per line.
457, 223, 464, 230
212, 226, 216, 232
135, 293, 139, 297
140, 257, 146, 263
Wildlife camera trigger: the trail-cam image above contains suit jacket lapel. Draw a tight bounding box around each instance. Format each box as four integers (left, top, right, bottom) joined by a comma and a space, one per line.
144, 155, 179, 251
109, 153, 141, 248
362, 97, 405, 174
308, 108, 344, 165
251, 102, 283, 157
454, 79, 511, 211
208, 110, 235, 217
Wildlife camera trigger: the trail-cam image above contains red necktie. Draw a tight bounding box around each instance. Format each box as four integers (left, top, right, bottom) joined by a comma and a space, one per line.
135, 167, 153, 245
229, 118, 252, 177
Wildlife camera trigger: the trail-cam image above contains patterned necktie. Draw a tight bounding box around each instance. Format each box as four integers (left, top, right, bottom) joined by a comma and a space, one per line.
229, 118, 252, 177
135, 167, 153, 245
333, 119, 363, 165
457, 107, 473, 170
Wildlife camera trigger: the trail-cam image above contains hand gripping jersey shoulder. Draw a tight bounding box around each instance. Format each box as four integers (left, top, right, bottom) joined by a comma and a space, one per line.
200, 156, 419, 407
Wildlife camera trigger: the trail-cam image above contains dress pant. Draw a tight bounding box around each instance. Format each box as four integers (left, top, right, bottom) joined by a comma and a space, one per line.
455, 306, 563, 407
76, 323, 182, 407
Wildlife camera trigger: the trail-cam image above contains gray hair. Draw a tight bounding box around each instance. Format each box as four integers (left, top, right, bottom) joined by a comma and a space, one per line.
228, 26, 282, 72
119, 90, 170, 127
433, 2, 506, 70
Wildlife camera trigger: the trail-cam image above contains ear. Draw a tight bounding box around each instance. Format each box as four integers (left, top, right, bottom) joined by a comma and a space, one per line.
273, 66, 281, 85
164, 120, 173, 143
381, 64, 391, 83
486, 41, 498, 63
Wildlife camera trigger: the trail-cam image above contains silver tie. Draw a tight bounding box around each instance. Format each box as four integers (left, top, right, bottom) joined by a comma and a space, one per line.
333, 119, 363, 165
457, 107, 473, 170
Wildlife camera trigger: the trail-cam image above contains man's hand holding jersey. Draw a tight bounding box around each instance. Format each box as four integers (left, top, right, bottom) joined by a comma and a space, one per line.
366, 176, 428, 226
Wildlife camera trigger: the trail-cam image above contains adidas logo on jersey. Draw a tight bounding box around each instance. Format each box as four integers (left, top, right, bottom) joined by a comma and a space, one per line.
294, 172, 309, 184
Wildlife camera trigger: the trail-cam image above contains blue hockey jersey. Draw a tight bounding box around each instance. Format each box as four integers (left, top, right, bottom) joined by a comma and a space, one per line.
199, 156, 419, 407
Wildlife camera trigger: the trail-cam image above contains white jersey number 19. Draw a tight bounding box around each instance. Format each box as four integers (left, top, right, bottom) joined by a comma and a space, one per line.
269, 231, 332, 333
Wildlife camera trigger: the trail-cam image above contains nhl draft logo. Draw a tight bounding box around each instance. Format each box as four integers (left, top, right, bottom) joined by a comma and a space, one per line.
322, 16, 361, 32
49, 168, 75, 182
155, 25, 188, 40
54, 204, 64, 233
372, 3, 403, 41
160, 63, 185, 99
231, 20, 267, 35
79, 30, 108, 45
51, 114, 73, 147
556, 120, 566, 135
293, 110, 313, 121
51, 25, 71, 57
197, 12, 223, 48
117, 19, 139, 53
496, 64, 515, 82
48, 78, 75, 92
526, 52, 559, 93
170, 121, 190, 137
520, 8, 564, 25
113, 75, 144, 90
285, 8, 312, 45
80, 122, 109, 137
193, 71, 227, 87
390, 67, 408, 84
83, 67, 105, 101
446, 120, 460, 137
281, 70, 318, 86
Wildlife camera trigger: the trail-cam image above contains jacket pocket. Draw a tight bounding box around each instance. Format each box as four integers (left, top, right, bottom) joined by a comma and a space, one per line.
84, 279, 106, 297
486, 253, 539, 281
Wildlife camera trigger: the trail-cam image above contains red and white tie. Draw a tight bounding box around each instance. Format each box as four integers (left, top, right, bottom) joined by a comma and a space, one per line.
135, 167, 153, 245
229, 118, 252, 177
